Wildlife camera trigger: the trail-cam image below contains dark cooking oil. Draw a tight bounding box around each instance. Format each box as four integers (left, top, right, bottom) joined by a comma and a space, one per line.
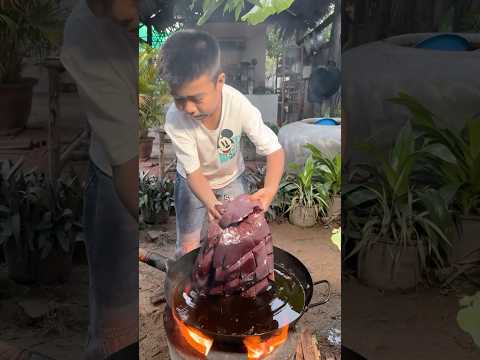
173, 268, 305, 336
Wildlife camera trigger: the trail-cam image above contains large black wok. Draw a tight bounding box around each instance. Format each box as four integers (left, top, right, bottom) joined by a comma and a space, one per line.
139, 246, 330, 345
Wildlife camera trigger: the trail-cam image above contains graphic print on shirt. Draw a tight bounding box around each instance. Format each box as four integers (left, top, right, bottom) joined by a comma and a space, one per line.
217, 129, 240, 163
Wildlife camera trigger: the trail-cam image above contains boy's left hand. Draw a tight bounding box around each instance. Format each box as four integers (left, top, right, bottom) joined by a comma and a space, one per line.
249, 187, 276, 212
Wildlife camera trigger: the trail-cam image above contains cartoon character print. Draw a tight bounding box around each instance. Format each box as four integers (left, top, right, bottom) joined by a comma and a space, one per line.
217, 129, 240, 163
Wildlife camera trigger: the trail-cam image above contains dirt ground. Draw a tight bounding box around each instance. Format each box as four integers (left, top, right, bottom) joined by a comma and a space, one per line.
0, 262, 89, 359
342, 277, 480, 360
139, 219, 341, 359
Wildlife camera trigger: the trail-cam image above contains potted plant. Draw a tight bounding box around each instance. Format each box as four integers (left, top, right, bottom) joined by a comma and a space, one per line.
243, 164, 291, 222
0, 160, 82, 284
139, 95, 162, 160
139, 172, 174, 225
139, 44, 172, 160
391, 93, 480, 264
305, 143, 341, 219
283, 156, 330, 228
0, 0, 63, 134
344, 123, 453, 290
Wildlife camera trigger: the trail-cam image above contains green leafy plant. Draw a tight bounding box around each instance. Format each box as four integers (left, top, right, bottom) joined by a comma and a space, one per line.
305, 143, 341, 196
139, 95, 164, 138
193, 0, 295, 26
390, 93, 480, 216
0, 160, 82, 260
139, 172, 175, 224
139, 44, 172, 138
461, 12, 480, 32
283, 156, 330, 219
139, 43, 158, 95
457, 291, 480, 347
344, 123, 453, 271
0, 0, 64, 84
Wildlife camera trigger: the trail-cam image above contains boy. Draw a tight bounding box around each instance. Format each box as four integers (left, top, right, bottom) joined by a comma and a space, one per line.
161, 30, 285, 258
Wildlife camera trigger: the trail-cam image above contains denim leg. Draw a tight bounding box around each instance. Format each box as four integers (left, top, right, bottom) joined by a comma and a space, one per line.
214, 173, 248, 201
174, 172, 207, 258
83, 162, 138, 359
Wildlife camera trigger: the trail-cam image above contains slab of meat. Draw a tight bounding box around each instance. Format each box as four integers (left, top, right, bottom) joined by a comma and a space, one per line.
192, 194, 274, 298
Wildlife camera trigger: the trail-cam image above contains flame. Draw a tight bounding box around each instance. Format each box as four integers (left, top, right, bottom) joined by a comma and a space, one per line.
243, 326, 289, 359
173, 310, 213, 356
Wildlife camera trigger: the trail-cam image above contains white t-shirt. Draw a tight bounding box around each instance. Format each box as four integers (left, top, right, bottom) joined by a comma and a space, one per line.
164, 84, 282, 189
60, 0, 138, 176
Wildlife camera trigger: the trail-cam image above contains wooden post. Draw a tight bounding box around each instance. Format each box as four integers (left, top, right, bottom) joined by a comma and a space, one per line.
147, 23, 153, 46
46, 62, 62, 183
158, 128, 165, 177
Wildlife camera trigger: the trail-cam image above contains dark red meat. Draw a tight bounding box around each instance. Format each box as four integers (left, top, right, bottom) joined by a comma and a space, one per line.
192, 194, 274, 298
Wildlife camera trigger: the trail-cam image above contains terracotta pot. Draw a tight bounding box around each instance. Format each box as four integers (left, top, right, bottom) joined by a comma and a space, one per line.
0, 78, 38, 135
450, 215, 480, 263
3, 239, 74, 285
139, 136, 155, 161
327, 195, 341, 218
289, 206, 317, 227
358, 240, 420, 291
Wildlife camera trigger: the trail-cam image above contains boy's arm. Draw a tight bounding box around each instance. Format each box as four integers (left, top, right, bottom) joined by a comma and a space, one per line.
164, 118, 222, 220
187, 169, 223, 220
250, 148, 285, 211
241, 102, 285, 211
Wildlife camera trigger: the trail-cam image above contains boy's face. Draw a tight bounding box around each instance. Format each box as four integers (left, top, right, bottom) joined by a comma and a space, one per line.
171, 73, 225, 122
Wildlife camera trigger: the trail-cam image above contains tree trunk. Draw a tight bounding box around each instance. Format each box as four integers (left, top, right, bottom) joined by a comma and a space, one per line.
328, 0, 342, 115
329, 0, 342, 67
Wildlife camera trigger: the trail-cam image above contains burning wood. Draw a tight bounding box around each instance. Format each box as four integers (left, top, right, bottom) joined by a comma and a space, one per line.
244, 326, 289, 359
192, 194, 274, 297
172, 309, 214, 356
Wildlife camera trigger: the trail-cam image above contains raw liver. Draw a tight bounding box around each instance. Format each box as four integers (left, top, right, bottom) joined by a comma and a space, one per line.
192, 194, 274, 297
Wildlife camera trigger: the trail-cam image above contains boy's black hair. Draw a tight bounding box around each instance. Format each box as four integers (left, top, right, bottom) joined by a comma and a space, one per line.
160, 29, 221, 88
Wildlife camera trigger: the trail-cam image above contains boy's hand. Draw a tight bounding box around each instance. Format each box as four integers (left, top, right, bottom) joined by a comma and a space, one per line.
249, 187, 276, 212
207, 199, 224, 221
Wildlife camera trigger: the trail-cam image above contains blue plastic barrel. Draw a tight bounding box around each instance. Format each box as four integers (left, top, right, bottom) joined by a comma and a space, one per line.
415, 34, 470, 51
314, 118, 339, 126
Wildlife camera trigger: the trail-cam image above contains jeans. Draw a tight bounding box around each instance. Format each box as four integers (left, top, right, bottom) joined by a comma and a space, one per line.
174, 172, 248, 258
83, 162, 138, 359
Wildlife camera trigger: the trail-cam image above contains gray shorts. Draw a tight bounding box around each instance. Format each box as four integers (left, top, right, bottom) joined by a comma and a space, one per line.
174, 172, 248, 258
83, 162, 138, 359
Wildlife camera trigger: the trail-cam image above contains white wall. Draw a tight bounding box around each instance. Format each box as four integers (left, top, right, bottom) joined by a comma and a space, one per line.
197, 22, 267, 88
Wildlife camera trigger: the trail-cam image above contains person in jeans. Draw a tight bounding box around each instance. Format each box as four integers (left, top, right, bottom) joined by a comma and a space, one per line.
161, 30, 285, 258
61, 1, 139, 358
